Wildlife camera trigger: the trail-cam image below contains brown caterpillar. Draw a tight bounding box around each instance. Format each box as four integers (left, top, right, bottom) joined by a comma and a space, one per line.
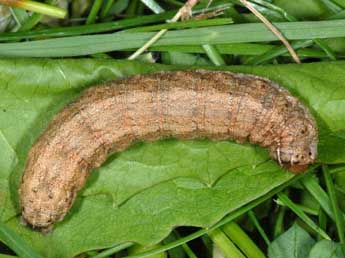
19, 70, 318, 231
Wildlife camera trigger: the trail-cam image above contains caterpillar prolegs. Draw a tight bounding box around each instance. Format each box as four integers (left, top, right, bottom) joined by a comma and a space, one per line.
19, 70, 318, 231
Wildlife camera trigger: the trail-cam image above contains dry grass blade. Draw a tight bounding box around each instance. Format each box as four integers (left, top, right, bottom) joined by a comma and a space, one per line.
239, 0, 300, 64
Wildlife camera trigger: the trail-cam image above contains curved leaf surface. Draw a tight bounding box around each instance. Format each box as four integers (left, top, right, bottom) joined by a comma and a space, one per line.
0, 59, 344, 257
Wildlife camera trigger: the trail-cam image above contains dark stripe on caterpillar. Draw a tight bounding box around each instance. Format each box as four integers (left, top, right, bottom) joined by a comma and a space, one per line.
19, 70, 318, 231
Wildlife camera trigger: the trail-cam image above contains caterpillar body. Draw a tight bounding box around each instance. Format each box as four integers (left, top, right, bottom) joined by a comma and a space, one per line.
19, 70, 318, 231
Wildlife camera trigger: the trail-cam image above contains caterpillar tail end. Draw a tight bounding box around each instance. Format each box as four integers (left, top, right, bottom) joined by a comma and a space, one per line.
20, 215, 53, 234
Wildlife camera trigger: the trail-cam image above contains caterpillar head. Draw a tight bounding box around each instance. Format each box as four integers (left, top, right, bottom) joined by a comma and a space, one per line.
270, 117, 318, 173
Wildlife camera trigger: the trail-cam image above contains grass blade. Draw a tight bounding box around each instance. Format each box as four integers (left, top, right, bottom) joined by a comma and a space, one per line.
275, 198, 319, 216
0, 12, 174, 41
222, 221, 267, 258
127, 18, 233, 32
323, 165, 345, 243
0, 221, 44, 258
277, 192, 331, 240
245, 40, 313, 65
202, 44, 226, 66
2, 20, 345, 57
273, 206, 286, 238
149, 44, 330, 57
248, 210, 270, 245
319, 0, 343, 13
86, 0, 103, 25
318, 209, 327, 241
100, 0, 115, 18
208, 229, 245, 258
330, 165, 345, 174
91, 242, 133, 258
173, 231, 198, 258
247, 0, 337, 62
313, 38, 337, 60
302, 174, 345, 222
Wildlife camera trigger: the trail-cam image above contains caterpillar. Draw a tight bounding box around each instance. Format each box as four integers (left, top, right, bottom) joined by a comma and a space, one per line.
19, 70, 318, 231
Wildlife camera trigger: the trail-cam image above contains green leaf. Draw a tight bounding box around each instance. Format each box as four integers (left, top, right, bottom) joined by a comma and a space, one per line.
268, 223, 315, 258
319, 131, 345, 164
308, 240, 345, 258
0, 59, 345, 257
0, 131, 18, 221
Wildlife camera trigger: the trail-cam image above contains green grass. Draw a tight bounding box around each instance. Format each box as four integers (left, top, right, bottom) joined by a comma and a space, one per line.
0, 221, 43, 258
2, 20, 345, 57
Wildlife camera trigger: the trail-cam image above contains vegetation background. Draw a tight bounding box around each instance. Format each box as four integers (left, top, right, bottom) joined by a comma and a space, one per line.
0, 0, 345, 257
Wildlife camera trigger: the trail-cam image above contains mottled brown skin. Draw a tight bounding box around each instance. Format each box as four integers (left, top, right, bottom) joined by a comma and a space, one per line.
19, 70, 318, 231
